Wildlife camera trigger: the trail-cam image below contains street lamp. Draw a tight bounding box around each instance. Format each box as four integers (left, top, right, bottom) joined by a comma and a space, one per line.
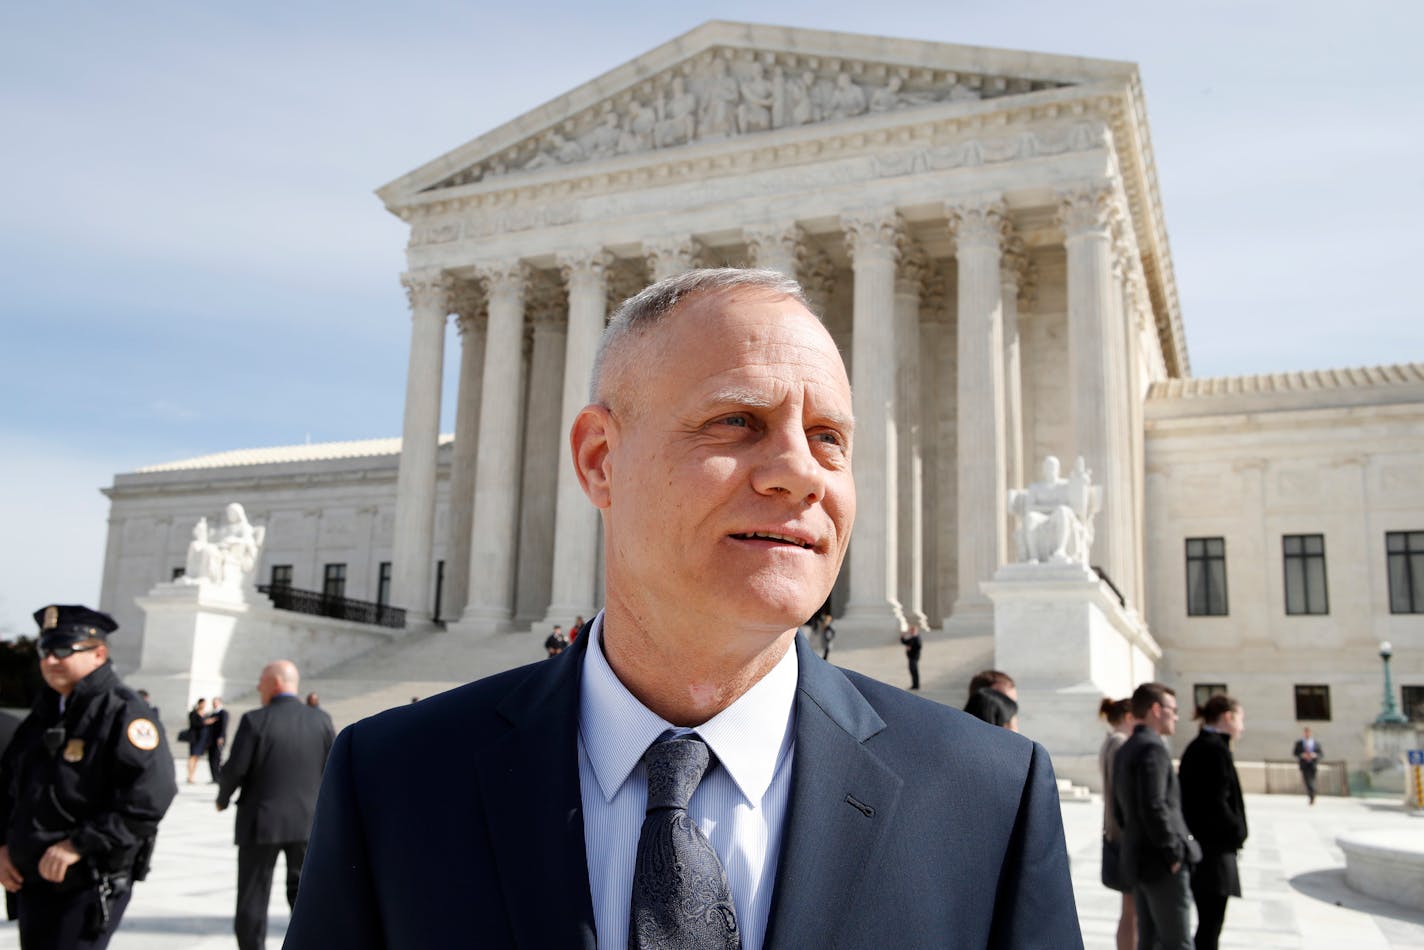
1375, 640, 1408, 725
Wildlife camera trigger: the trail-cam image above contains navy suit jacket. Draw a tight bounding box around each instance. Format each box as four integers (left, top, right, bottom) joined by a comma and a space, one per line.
284, 634, 1081, 948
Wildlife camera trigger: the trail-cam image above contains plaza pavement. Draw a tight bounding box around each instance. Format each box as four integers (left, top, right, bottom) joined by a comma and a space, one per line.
0, 758, 1418, 949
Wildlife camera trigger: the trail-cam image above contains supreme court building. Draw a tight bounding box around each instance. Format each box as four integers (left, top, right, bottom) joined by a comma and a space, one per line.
99, 23, 1424, 766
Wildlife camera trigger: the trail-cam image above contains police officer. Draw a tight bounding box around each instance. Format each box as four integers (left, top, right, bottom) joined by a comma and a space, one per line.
0, 604, 177, 949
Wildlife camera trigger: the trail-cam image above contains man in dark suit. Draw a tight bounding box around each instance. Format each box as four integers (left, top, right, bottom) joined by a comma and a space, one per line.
1113, 681, 1200, 950
1293, 727, 1322, 804
286, 268, 1082, 948
206, 696, 229, 783
217, 660, 334, 950
1179, 694, 1247, 950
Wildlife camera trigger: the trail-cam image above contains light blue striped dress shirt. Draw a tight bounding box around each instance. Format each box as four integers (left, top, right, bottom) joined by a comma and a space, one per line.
578, 613, 798, 950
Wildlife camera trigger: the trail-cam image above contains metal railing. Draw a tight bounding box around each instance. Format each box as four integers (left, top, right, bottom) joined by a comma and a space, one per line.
1261, 758, 1349, 797
258, 585, 406, 629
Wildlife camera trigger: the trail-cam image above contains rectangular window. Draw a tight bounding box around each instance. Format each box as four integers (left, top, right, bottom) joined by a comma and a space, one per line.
433, 560, 445, 622
322, 563, 347, 599
171, 566, 185, 581
1387, 531, 1424, 614
1403, 686, 1424, 724
1294, 684, 1331, 721
377, 562, 392, 607
1193, 683, 1227, 715
1283, 534, 1329, 615
270, 564, 293, 589
1185, 537, 1228, 616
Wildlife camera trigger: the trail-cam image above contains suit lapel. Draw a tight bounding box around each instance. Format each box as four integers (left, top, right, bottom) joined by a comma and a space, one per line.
764, 637, 904, 949
474, 636, 597, 949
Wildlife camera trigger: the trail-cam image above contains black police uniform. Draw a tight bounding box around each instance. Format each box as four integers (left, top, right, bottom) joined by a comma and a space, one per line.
0, 605, 177, 949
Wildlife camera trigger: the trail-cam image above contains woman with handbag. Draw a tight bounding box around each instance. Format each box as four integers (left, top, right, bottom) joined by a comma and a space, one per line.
185, 697, 212, 784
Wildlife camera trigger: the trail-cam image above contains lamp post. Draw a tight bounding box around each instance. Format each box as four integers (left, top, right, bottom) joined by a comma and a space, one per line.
1376, 640, 1408, 725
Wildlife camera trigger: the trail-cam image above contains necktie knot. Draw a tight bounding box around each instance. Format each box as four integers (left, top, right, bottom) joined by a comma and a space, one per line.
643, 734, 712, 812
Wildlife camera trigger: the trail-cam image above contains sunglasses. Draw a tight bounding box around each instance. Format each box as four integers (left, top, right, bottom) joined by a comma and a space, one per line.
42, 643, 102, 660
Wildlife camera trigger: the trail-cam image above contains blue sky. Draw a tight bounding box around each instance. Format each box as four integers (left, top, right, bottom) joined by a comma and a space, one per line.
2, 1, 1420, 636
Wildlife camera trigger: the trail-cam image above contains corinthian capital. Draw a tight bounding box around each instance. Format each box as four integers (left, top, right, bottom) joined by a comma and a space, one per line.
1057, 183, 1121, 238
744, 223, 806, 272
401, 270, 454, 315
644, 236, 702, 281
473, 260, 531, 303
895, 243, 930, 297
947, 197, 1008, 253
842, 209, 905, 265
556, 248, 614, 286
450, 280, 486, 330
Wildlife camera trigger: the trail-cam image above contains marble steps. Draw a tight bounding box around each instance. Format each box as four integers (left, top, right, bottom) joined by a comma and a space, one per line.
292, 627, 997, 734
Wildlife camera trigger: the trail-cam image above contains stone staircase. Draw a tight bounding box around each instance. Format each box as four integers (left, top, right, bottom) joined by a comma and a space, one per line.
286, 625, 995, 733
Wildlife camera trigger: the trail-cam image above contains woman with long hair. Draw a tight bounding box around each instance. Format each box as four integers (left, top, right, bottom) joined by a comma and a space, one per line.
1099, 696, 1136, 950
1179, 694, 1248, 950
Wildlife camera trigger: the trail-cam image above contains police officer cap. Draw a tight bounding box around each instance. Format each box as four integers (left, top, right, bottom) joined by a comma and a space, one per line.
33, 604, 118, 650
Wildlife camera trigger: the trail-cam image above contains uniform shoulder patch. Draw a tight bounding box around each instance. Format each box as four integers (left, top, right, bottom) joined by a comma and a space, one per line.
127, 718, 160, 751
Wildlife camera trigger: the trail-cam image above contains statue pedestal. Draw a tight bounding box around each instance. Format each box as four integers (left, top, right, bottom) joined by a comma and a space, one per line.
982, 563, 1160, 763
1364, 722, 1423, 795
133, 581, 269, 733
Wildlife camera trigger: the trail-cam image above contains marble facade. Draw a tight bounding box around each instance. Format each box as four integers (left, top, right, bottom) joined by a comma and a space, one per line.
97, 23, 1424, 770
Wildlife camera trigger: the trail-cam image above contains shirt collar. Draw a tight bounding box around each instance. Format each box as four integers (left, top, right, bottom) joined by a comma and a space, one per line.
578, 612, 798, 807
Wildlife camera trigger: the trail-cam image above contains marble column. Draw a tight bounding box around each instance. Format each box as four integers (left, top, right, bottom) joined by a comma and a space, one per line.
515, 290, 568, 623
1059, 185, 1129, 594
391, 270, 452, 624
947, 198, 1008, 635
441, 288, 486, 624
542, 249, 611, 628
894, 247, 928, 629
745, 223, 804, 279
457, 261, 529, 633
838, 210, 906, 636
644, 236, 701, 282
1001, 238, 1029, 495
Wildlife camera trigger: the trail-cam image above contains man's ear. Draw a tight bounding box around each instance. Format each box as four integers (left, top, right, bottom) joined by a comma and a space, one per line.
571, 404, 616, 509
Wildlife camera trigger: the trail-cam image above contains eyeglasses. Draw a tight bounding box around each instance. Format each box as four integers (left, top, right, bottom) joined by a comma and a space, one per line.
1160, 703, 1179, 716
42, 643, 102, 661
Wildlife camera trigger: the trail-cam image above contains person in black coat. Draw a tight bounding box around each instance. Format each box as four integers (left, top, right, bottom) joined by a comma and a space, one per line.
1113, 682, 1200, 950
0, 605, 177, 950
1179, 694, 1248, 950
217, 660, 335, 950
205, 697, 228, 783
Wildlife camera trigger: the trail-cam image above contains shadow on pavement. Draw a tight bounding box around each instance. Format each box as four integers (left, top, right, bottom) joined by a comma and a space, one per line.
1289, 869, 1424, 926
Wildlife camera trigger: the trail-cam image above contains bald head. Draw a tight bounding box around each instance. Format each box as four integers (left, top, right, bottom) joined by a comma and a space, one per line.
258, 659, 300, 704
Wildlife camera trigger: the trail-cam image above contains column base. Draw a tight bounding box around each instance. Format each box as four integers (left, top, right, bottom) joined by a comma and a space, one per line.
538, 603, 598, 634
448, 607, 520, 636
832, 601, 907, 645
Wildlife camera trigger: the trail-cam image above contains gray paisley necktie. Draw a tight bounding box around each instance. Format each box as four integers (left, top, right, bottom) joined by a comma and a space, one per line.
629, 733, 741, 949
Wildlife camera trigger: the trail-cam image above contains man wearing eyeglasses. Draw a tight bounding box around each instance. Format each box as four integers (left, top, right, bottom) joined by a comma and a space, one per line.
1112, 681, 1201, 950
0, 604, 177, 949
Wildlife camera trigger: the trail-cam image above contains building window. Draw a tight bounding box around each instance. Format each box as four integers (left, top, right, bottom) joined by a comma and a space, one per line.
1185, 537, 1228, 616
377, 562, 392, 607
1193, 683, 1227, 715
1387, 531, 1424, 614
270, 564, 293, 589
1294, 684, 1331, 721
171, 566, 185, 581
1403, 686, 1424, 723
433, 560, 445, 622
322, 563, 347, 599
1283, 534, 1329, 615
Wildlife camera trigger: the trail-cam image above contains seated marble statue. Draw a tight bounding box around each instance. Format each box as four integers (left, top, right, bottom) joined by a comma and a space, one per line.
182, 503, 266, 589
1008, 455, 1102, 566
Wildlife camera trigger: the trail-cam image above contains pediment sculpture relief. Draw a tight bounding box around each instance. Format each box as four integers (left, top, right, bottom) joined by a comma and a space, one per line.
427, 49, 1066, 191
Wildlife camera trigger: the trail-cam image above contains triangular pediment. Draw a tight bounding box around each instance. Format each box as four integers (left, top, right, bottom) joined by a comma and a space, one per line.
380, 21, 1135, 204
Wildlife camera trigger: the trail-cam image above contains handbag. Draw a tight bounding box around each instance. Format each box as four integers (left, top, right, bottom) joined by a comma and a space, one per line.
177, 728, 192, 743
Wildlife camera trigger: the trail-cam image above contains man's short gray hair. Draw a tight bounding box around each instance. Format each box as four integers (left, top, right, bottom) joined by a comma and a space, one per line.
589, 268, 812, 404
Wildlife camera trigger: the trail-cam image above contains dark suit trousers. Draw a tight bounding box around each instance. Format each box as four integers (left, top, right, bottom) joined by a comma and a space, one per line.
208, 740, 223, 783
1300, 763, 1318, 801
236, 841, 306, 950
1134, 865, 1192, 950
1191, 877, 1229, 950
